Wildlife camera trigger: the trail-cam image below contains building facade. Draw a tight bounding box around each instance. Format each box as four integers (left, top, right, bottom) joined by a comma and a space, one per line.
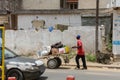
0, 0, 112, 30
0, 0, 117, 57
111, 0, 120, 59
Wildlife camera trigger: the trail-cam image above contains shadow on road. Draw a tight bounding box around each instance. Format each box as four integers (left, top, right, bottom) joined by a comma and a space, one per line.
58, 67, 71, 69
47, 67, 71, 69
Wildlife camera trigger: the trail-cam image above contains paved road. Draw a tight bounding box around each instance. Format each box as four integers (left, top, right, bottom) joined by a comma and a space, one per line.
37, 66, 120, 80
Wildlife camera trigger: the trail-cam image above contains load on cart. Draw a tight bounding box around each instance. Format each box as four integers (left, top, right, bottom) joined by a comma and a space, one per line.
36, 42, 72, 69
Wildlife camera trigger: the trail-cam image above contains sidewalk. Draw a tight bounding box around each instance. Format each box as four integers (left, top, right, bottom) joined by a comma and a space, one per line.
64, 58, 120, 69
39, 56, 120, 69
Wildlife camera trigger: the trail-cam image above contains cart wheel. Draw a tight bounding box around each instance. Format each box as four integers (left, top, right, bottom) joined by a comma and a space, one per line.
47, 58, 58, 69
54, 57, 62, 68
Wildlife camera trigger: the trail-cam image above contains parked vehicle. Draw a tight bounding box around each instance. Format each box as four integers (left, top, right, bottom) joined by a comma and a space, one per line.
0, 47, 46, 80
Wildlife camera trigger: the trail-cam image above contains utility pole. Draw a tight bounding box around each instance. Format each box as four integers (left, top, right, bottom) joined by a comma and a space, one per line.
63, 0, 66, 9
96, 0, 99, 61
1, 0, 4, 10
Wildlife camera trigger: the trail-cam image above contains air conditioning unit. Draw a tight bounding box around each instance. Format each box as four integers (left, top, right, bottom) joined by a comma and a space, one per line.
112, 0, 120, 8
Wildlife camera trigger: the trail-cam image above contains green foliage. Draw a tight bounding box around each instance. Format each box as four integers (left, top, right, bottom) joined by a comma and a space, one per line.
86, 53, 96, 62
106, 41, 112, 52
67, 51, 76, 59
61, 50, 76, 60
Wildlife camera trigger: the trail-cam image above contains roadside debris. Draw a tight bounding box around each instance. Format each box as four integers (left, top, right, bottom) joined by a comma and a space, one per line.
97, 50, 113, 64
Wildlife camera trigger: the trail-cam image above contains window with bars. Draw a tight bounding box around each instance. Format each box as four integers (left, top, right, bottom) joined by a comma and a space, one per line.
67, 2, 78, 9
60, 0, 78, 9
66, 0, 78, 9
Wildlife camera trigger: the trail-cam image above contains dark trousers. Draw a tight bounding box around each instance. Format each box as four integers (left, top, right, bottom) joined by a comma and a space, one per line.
75, 54, 87, 68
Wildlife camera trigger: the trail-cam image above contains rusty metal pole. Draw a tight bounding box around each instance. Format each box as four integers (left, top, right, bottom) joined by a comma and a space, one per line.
96, 0, 99, 61
64, 0, 66, 8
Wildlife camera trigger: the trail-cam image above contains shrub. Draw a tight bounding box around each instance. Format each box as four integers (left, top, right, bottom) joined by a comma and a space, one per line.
106, 42, 112, 52
86, 53, 96, 62
61, 50, 76, 60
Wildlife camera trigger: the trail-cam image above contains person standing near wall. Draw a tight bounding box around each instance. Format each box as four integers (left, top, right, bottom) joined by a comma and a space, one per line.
72, 35, 87, 70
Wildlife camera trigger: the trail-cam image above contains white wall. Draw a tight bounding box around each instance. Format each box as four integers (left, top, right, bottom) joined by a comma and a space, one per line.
78, 0, 111, 9
5, 27, 101, 55
22, 0, 60, 9
22, 0, 111, 10
18, 14, 82, 30
112, 10, 120, 56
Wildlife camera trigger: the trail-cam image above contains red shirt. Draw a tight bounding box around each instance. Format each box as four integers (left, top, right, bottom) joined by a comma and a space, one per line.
77, 39, 85, 55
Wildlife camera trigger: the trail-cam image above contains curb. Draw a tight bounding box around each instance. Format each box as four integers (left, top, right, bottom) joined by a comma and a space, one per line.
61, 64, 120, 69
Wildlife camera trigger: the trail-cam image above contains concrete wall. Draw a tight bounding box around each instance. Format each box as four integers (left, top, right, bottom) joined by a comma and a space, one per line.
112, 10, 120, 56
17, 14, 81, 30
21, 0, 111, 10
0, 16, 8, 24
78, 0, 111, 9
5, 26, 101, 55
22, 0, 60, 9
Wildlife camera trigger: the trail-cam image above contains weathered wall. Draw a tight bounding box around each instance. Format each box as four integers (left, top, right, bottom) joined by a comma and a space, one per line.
0, 16, 8, 24
81, 16, 112, 43
22, 0, 60, 10
113, 10, 120, 56
78, 0, 111, 9
5, 26, 102, 55
0, 0, 112, 10
21, 0, 111, 10
17, 14, 81, 29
